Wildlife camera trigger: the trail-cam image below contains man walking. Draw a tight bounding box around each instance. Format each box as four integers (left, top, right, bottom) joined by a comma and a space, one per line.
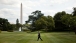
37, 31, 43, 41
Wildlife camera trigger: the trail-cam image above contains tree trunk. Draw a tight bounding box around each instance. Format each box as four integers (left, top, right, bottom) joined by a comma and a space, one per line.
0, 30, 1, 33
45, 27, 47, 32
75, 28, 76, 34
74, 27, 76, 34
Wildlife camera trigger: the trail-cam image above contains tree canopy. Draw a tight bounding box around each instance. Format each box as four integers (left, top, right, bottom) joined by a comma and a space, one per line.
35, 16, 55, 31
0, 18, 9, 31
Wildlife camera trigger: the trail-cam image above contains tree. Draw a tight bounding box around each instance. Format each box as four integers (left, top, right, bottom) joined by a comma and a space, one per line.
61, 14, 72, 31
72, 7, 76, 34
7, 24, 14, 32
11, 24, 16, 31
31, 10, 44, 25
54, 11, 66, 22
47, 16, 55, 31
26, 10, 44, 31
16, 19, 20, 30
0, 18, 9, 31
54, 11, 67, 31
72, 7, 76, 16
35, 16, 47, 30
31, 10, 44, 19
71, 16, 76, 34
35, 16, 55, 31
0, 18, 3, 31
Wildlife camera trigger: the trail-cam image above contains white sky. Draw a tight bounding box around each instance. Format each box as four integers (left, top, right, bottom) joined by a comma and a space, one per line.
0, 0, 76, 24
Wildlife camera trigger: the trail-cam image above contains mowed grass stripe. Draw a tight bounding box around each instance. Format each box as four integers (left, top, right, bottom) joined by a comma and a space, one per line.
45, 33, 64, 43
16, 34, 31, 43
48, 32, 76, 43
0, 32, 27, 43
26, 34, 39, 43
39, 33, 53, 43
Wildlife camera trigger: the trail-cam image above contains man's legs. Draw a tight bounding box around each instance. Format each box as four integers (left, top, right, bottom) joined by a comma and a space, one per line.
40, 37, 43, 41
37, 37, 43, 41
37, 37, 39, 41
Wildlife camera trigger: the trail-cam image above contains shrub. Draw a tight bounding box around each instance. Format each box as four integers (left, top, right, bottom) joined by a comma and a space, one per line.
7, 30, 13, 32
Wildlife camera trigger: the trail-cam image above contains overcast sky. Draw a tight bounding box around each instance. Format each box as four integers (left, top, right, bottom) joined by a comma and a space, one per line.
0, 0, 76, 24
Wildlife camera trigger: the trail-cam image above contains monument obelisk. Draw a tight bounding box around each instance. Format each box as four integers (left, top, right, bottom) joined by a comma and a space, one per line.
19, 3, 22, 31
21, 3, 22, 25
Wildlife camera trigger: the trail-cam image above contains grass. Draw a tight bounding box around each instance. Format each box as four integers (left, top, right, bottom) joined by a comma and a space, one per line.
0, 31, 76, 43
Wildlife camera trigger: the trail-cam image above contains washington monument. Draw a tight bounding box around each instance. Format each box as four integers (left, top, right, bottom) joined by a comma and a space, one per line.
19, 3, 23, 31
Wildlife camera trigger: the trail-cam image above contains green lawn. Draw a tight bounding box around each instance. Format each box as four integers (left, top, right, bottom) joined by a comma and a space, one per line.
0, 31, 76, 43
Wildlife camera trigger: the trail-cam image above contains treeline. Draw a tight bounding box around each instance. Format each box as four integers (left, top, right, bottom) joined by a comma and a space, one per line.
54, 8, 76, 32
0, 7, 76, 33
0, 18, 14, 32
26, 8, 76, 33
0, 18, 21, 32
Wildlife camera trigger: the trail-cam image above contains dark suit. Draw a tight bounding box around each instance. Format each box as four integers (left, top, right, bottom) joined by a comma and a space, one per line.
37, 32, 43, 41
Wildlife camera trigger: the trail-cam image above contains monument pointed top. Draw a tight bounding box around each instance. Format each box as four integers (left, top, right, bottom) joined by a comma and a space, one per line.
21, 3, 22, 5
